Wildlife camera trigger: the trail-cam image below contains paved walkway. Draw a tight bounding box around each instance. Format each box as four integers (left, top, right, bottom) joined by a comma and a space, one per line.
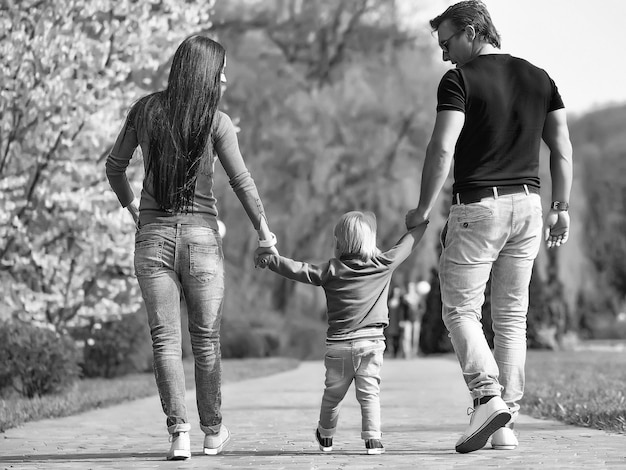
1, 355, 624, 469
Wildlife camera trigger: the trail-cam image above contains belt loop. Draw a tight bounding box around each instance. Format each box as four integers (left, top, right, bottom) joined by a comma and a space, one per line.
455, 193, 461, 205
492, 186, 499, 199
523, 184, 529, 195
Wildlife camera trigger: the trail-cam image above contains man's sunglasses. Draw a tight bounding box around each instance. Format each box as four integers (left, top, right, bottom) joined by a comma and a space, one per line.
440, 29, 466, 53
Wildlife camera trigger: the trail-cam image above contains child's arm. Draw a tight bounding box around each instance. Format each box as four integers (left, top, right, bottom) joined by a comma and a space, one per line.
400, 219, 429, 249
384, 220, 430, 267
255, 249, 328, 286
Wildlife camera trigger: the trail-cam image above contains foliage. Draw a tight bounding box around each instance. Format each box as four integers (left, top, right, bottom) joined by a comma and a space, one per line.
81, 311, 152, 378
0, 0, 214, 328
0, 356, 298, 433
213, 0, 443, 315
222, 327, 273, 359
0, 320, 80, 398
572, 106, 626, 317
2, 0, 624, 356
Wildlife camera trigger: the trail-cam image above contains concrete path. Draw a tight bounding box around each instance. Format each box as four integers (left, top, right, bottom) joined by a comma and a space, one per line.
1, 355, 624, 469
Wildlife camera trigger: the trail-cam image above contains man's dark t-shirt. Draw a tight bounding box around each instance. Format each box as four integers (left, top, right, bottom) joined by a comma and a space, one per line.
436, 54, 564, 194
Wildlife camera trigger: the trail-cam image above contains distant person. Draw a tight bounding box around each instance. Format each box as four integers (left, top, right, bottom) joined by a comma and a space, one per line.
398, 286, 413, 359
106, 35, 277, 460
385, 286, 404, 357
255, 211, 428, 455
403, 281, 431, 356
402, 281, 425, 357
405, 1, 573, 453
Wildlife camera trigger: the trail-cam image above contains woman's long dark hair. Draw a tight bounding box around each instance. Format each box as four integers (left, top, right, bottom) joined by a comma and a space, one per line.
140, 36, 225, 212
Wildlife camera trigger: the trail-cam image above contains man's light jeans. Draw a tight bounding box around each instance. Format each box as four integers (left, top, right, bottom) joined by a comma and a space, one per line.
439, 192, 542, 418
318, 339, 385, 440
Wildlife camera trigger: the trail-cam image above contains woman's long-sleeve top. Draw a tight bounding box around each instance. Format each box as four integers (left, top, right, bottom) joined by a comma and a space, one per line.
105, 100, 267, 231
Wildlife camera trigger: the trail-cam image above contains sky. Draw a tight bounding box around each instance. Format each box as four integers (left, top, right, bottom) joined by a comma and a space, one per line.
402, 0, 626, 116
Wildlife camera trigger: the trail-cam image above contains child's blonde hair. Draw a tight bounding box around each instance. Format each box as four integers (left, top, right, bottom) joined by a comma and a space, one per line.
334, 211, 380, 260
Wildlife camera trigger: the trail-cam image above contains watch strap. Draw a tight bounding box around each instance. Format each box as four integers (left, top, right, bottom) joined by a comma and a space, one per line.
551, 201, 569, 211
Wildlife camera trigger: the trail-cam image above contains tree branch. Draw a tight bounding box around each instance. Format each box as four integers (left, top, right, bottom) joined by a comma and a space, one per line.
381, 111, 415, 178
0, 121, 85, 260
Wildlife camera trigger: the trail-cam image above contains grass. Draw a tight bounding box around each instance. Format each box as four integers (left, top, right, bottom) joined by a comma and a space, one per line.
0, 356, 299, 433
523, 349, 626, 433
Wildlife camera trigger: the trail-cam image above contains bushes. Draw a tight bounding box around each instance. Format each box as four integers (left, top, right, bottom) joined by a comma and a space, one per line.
221, 318, 282, 359
281, 318, 326, 360
0, 320, 80, 398
81, 312, 152, 378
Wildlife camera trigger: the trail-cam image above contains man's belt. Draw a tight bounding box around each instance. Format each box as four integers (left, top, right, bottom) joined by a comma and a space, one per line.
452, 184, 540, 205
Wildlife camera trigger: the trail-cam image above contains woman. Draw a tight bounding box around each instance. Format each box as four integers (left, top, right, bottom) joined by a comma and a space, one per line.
105, 35, 277, 461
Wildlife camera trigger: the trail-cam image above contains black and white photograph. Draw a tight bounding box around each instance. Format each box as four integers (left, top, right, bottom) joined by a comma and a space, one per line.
1, 0, 624, 468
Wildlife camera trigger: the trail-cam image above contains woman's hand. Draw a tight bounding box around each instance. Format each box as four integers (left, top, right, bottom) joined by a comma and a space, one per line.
254, 246, 278, 268
127, 199, 140, 228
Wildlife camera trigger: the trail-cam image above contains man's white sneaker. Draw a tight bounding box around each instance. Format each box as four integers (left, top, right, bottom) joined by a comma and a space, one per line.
455, 396, 511, 453
203, 425, 231, 455
491, 424, 518, 450
166, 431, 191, 460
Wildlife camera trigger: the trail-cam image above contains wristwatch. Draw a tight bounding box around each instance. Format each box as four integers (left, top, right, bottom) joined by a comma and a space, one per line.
551, 201, 569, 211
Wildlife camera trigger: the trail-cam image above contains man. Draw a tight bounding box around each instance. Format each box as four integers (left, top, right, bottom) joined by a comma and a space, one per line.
406, 1, 573, 454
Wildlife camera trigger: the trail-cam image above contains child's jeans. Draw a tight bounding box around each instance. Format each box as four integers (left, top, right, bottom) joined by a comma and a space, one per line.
318, 339, 385, 440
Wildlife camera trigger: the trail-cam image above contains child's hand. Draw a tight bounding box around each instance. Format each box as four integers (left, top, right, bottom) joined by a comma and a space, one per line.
254, 246, 277, 268
405, 209, 429, 230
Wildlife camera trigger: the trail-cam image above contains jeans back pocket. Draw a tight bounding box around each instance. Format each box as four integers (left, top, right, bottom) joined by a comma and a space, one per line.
134, 239, 164, 277
189, 244, 221, 282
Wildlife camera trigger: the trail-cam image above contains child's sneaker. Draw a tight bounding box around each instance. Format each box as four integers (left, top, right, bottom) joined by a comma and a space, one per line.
365, 438, 385, 455
203, 425, 231, 455
315, 429, 333, 452
166, 431, 191, 460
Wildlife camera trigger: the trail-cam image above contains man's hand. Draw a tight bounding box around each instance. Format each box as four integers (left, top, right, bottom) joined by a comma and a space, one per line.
405, 209, 429, 231
544, 210, 570, 248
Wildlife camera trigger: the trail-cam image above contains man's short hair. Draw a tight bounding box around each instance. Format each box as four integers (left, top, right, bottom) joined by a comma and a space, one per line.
430, 0, 501, 49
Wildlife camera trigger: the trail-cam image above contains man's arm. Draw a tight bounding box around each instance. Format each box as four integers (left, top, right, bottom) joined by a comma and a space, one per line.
406, 110, 465, 229
542, 108, 573, 248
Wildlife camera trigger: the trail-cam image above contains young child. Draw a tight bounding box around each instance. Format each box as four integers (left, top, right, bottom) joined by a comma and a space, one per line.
255, 211, 428, 455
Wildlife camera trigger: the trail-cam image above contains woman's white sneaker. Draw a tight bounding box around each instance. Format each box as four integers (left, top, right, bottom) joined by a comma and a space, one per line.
203, 425, 231, 455
166, 431, 191, 460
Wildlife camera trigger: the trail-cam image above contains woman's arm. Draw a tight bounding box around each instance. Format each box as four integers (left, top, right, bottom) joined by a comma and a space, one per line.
105, 107, 140, 208
214, 112, 276, 249
106, 105, 141, 226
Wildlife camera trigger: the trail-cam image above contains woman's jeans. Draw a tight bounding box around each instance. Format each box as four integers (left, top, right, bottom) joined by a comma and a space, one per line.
318, 339, 385, 440
134, 223, 224, 435
439, 192, 542, 419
